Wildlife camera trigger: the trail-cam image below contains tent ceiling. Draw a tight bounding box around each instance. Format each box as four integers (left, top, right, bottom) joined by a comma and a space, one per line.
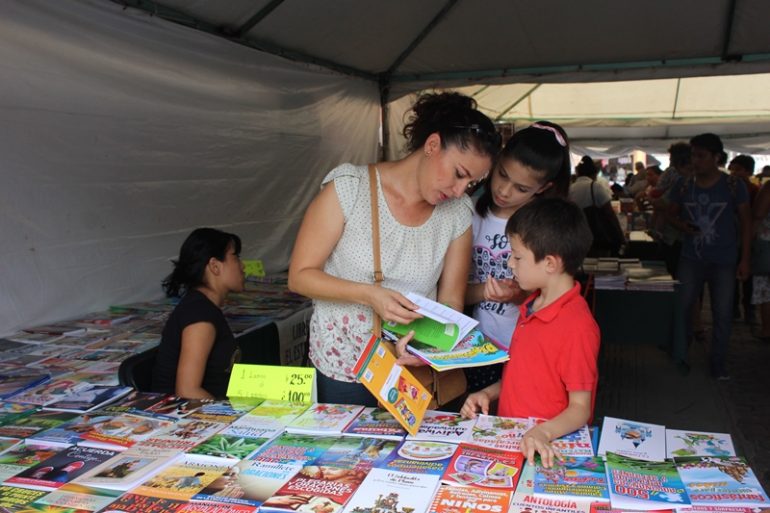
118, 0, 770, 96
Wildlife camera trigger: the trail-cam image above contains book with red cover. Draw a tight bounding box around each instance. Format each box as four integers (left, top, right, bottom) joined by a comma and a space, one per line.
441, 442, 525, 490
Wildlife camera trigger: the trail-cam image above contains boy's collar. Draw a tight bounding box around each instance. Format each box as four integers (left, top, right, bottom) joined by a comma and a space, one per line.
521, 282, 582, 322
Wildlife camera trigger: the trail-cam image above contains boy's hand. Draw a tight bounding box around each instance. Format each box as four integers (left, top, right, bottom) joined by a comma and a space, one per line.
460, 391, 490, 419
483, 277, 518, 303
522, 425, 563, 468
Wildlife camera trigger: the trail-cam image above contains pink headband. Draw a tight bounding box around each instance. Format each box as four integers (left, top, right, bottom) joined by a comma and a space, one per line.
531, 123, 566, 147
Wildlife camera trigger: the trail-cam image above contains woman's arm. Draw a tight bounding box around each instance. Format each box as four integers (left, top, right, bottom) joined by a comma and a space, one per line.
175, 322, 217, 399
288, 183, 420, 325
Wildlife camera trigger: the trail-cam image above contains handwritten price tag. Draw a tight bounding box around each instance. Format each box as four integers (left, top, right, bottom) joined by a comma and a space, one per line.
227, 364, 315, 404
242, 259, 265, 277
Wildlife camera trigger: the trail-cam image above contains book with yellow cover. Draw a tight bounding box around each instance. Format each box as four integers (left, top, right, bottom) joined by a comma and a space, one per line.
352, 335, 432, 436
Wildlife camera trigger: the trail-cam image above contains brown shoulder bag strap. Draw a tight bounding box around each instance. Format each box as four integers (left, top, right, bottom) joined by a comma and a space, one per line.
369, 164, 383, 337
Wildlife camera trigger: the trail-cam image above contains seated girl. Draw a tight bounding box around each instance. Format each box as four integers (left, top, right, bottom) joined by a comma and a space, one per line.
151, 228, 244, 399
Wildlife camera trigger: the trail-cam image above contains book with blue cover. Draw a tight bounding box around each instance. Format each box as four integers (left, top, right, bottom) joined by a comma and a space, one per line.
533, 456, 609, 501
674, 455, 770, 509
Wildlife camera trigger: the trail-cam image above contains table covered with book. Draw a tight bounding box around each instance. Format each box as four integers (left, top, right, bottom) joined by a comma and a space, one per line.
0, 389, 766, 513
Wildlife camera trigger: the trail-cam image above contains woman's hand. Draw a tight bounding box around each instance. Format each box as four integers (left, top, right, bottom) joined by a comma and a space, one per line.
394, 330, 426, 367
370, 287, 422, 325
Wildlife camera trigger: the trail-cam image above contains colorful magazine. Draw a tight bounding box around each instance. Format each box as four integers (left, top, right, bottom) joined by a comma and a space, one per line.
0, 410, 79, 439
261, 463, 367, 513
429, 484, 513, 513
96, 492, 187, 512
530, 419, 594, 457
73, 445, 183, 491
253, 432, 338, 464
342, 407, 408, 440
0, 369, 51, 401
379, 440, 457, 476
400, 328, 509, 371
533, 456, 609, 501
441, 443, 525, 490
406, 410, 474, 443
138, 418, 228, 452
353, 336, 431, 436
31, 482, 123, 511
674, 456, 769, 508
42, 384, 133, 413
0, 442, 64, 482
0, 484, 49, 512
314, 436, 400, 470
189, 416, 282, 461
605, 451, 690, 510
285, 403, 365, 436
468, 414, 530, 452
665, 429, 736, 458
597, 417, 666, 462
244, 399, 308, 427
77, 411, 176, 450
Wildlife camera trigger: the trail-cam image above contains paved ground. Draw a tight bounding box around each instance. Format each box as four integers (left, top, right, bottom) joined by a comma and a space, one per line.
594, 304, 770, 491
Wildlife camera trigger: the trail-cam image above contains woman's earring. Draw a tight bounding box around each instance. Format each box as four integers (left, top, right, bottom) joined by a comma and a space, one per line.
426, 150, 432, 157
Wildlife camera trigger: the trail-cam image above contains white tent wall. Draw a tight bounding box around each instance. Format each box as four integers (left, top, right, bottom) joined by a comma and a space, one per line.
0, 0, 380, 336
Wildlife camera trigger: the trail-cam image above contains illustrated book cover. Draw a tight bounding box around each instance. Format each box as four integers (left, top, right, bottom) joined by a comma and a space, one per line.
605, 451, 690, 510
342, 407, 408, 440
674, 456, 769, 508
665, 429, 736, 459
341, 467, 441, 513
533, 456, 609, 501
468, 414, 530, 453
405, 410, 474, 443
441, 443, 525, 490
285, 403, 365, 436
597, 417, 666, 462
6, 445, 119, 491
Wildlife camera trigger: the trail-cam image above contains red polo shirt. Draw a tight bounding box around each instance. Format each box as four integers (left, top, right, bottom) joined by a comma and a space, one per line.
497, 282, 600, 422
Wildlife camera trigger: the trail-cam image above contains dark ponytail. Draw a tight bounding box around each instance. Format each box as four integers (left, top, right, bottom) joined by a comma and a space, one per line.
162, 228, 242, 297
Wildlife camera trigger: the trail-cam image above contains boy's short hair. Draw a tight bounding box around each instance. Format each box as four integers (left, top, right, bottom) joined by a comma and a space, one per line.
505, 197, 593, 276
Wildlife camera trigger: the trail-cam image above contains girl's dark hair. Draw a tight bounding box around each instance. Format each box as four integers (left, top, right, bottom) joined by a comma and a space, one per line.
476, 121, 571, 217
575, 155, 598, 178
162, 227, 242, 297
403, 92, 501, 158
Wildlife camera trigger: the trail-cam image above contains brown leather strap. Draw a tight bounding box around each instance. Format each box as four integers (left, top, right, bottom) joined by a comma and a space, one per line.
369, 164, 383, 337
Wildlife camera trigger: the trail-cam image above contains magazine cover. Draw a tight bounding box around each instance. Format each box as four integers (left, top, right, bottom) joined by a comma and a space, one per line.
0, 484, 49, 512
0, 442, 64, 482
192, 458, 304, 507
0, 401, 38, 426
253, 432, 338, 464
379, 440, 457, 476
533, 456, 608, 501
42, 384, 133, 413
244, 400, 308, 427
78, 411, 175, 450
353, 336, 431, 436
597, 417, 666, 462
189, 417, 282, 461
674, 456, 770, 508
178, 503, 258, 513
341, 468, 441, 513
285, 403, 365, 435
469, 414, 530, 452
27, 411, 121, 447
0, 410, 79, 440
6, 445, 119, 491
139, 418, 228, 452
342, 407, 408, 440
0, 369, 51, 401
441, 443, 524, 490
314, 436, 400, 471
605, 451, 690, 510
665, 429, 736, 458
429, 484, 512, 513
402, 328, 509, 371
405, 410, 474, 443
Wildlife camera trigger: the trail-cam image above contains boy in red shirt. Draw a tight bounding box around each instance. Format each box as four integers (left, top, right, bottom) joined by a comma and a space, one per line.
461, 197, 599, 468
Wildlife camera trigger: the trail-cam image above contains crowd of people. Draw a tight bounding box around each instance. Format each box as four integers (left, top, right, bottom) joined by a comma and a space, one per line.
144, 91, 770, 468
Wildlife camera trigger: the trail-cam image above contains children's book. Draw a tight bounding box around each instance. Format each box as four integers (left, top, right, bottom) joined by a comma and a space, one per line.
313, 436, 400, 471
0, 442, 64, 482
381, 292, 478, 351
285, 403, 365, 436
178, 502, 258, 513
188, 415, 281, 461
605, 451, 690, 510
96, 492, 187, 512
399, 328, 509, 371
441, 443, 525, 490
674, 456, 770, 508
138, 418, 227, 452
379, 440, 457, 476
77, 411, 176, 450
0, 484, 49, 512
341, 468, 441, 513
6, 445, 119, 491
353, 336, 431, 436
429, 483, 513, 513
665, 429, 736, 458
468, 414, 530, 453
597, 417, 666, 461
510, 461, 597, 513
253, 432, 338, 464
0, 410, 79, 439
260, 462, 367, 513
131, 454, 233, 501
533, 456, 609, 501
31, 481, 123, 511
0, 401, 38, 426
244, 399, 308, 427
342, 407, 408, 441
529, 419, 595, 457
72, 445, 183, 491
405, 410, 474, 443
42, 384, 133, 413
0, 369, 52, 401
191, 457, 304, 507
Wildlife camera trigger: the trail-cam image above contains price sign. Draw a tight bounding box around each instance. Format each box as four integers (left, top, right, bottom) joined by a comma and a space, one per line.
226, 364, 315, 404
242, 259, 265, 277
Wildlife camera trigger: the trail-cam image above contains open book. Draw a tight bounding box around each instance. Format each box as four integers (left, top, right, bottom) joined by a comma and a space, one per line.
382, 292, 478, 351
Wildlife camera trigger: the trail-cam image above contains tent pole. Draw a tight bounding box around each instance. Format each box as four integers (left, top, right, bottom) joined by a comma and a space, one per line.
233, 0, 285, 38
672, 78, 682, 119
722, 0, 738, 60
494, 84, 541, 122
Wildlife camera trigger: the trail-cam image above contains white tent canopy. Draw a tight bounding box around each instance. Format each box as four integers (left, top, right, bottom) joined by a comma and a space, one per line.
3, 0, 770, 334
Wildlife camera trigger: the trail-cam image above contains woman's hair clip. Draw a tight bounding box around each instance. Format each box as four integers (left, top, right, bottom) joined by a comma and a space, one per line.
531, 123, 567, 147
451, 124, 502, 148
